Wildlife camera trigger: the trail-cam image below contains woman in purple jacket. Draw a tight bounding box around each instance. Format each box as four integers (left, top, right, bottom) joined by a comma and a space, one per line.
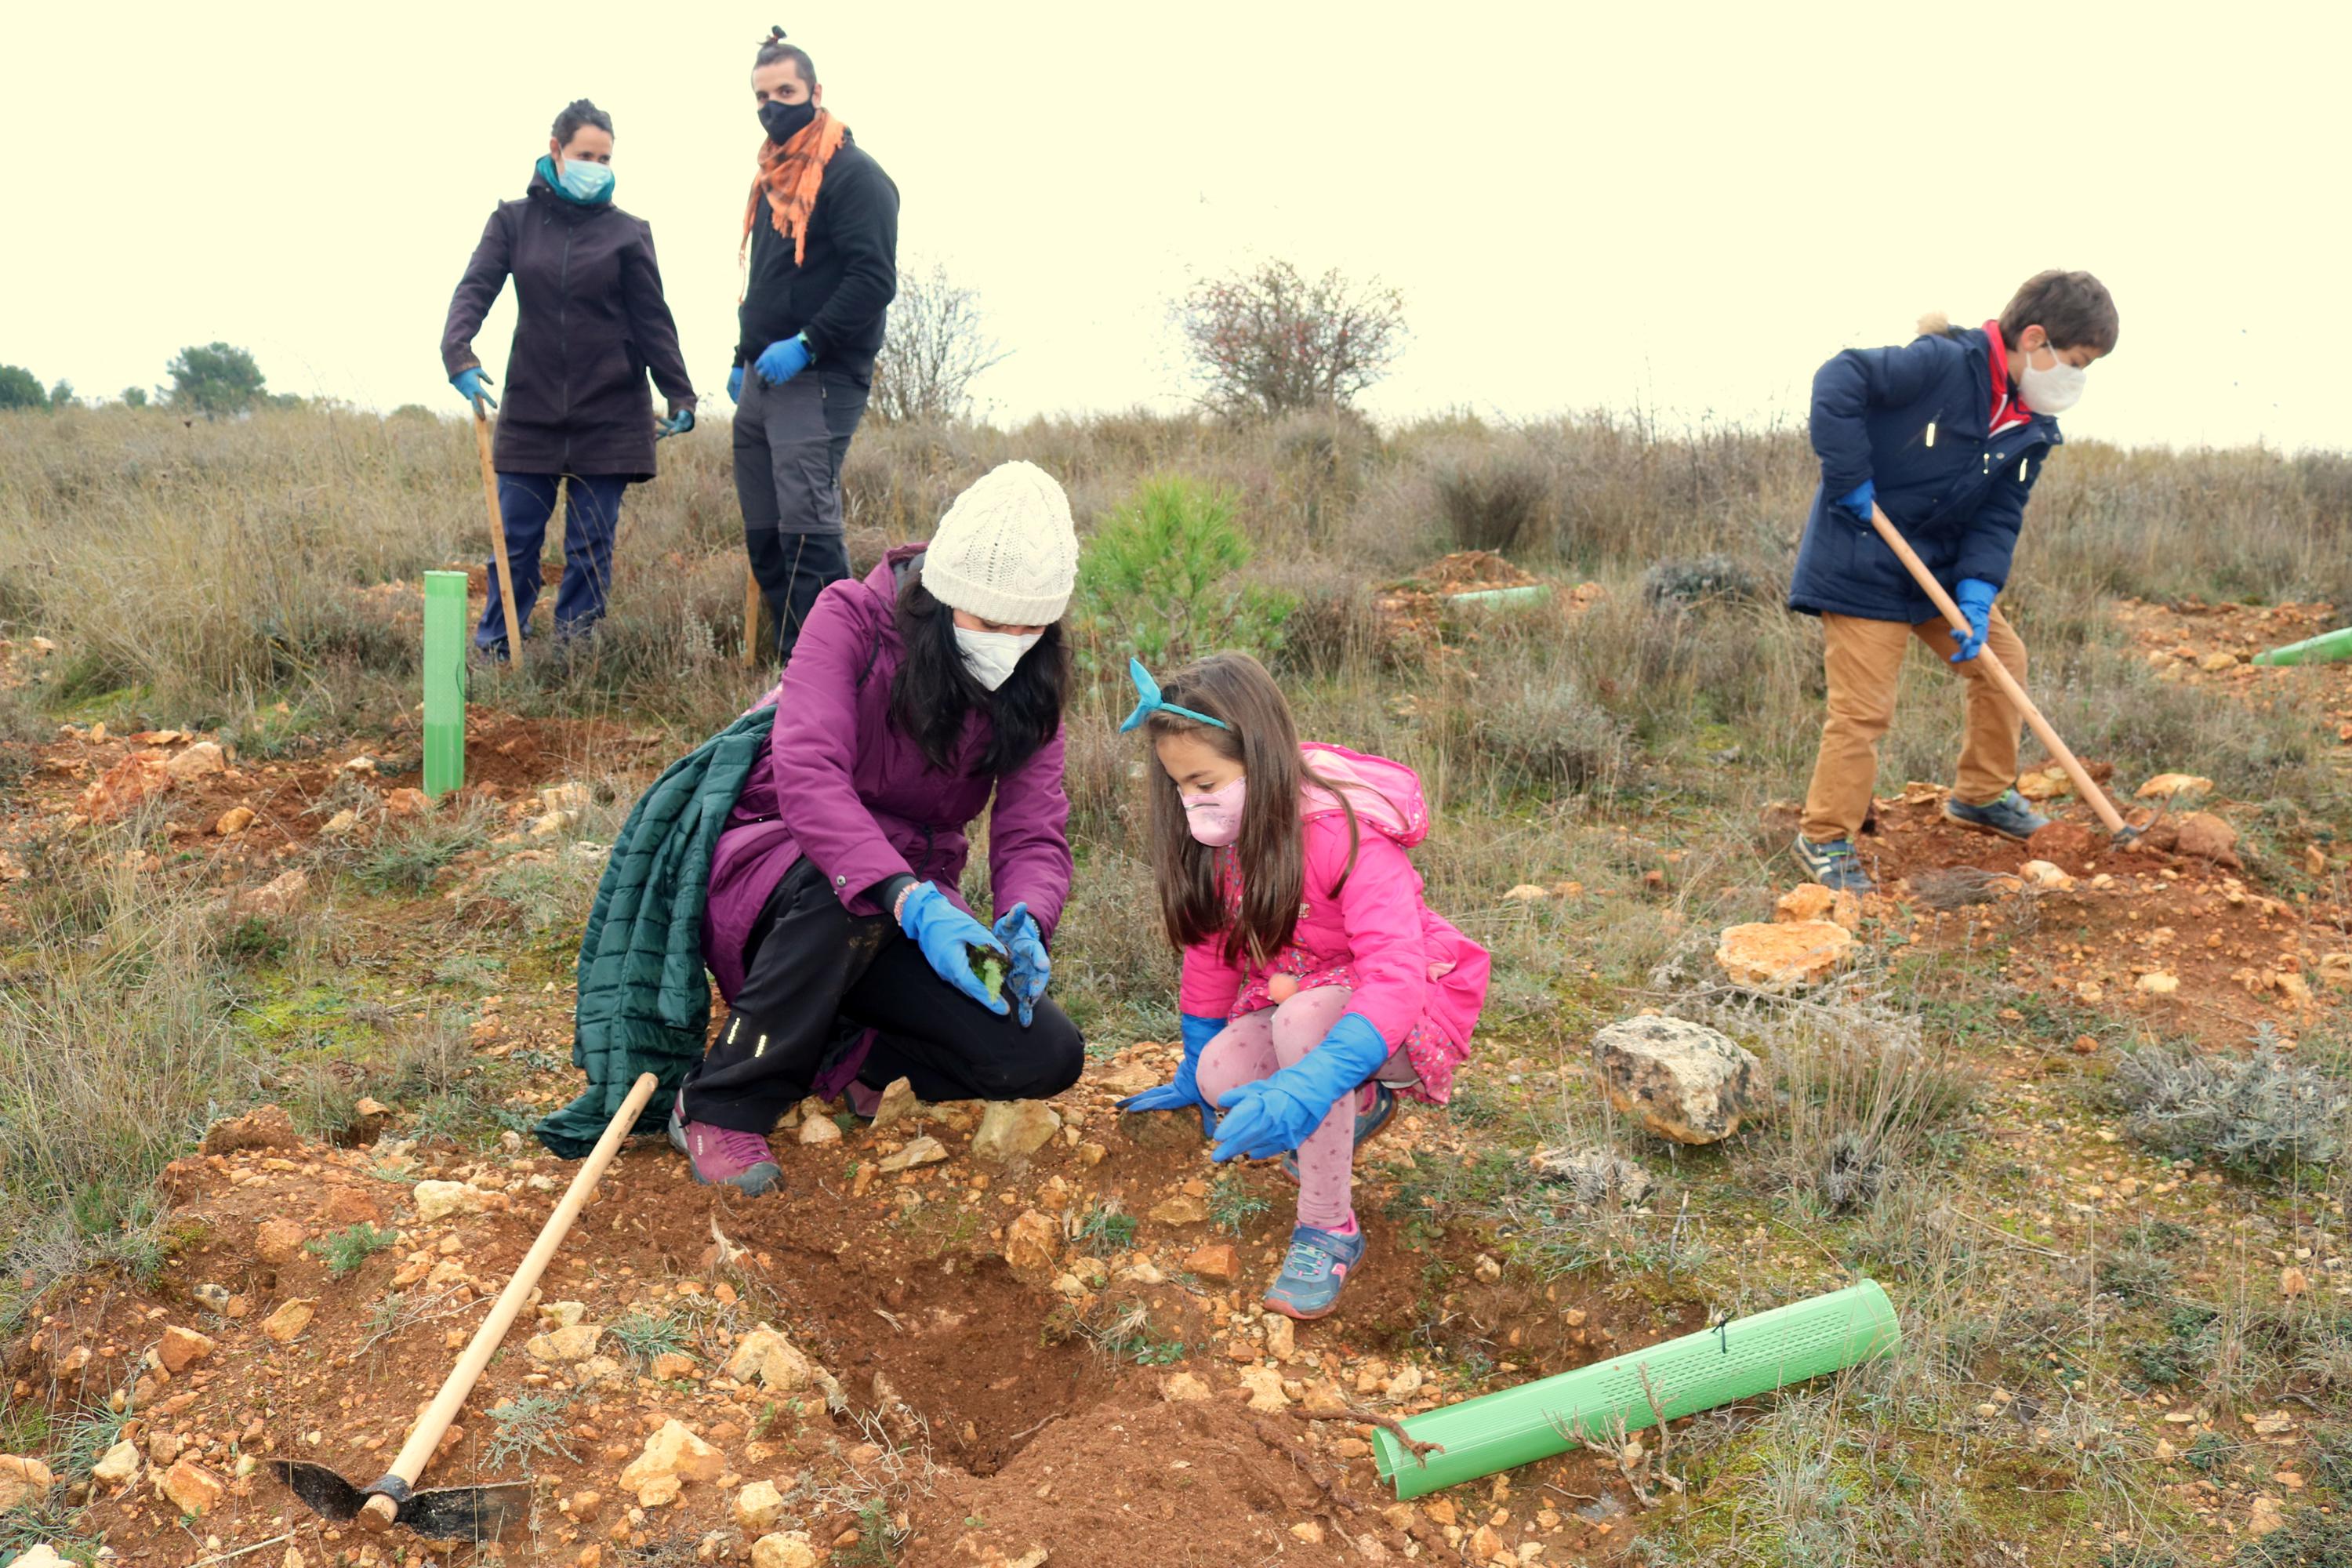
672, 461, 1084, 1195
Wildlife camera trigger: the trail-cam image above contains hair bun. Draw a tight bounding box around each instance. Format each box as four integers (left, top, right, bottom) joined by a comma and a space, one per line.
765, 24, 787, 42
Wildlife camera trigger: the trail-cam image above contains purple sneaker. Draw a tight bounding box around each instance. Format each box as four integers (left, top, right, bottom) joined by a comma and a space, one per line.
668, 1091, 782, 1196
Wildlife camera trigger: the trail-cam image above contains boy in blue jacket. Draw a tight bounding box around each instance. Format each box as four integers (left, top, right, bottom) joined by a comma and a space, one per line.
1788, 270, 2118, 893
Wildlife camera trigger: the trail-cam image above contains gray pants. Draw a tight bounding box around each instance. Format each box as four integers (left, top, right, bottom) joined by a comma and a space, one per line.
734, 369, 870, 658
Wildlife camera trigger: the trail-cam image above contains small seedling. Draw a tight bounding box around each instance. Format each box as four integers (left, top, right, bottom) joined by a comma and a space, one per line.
1208, 1175, 1269, 1237
307, 1222, 398, 1279
608, 1309, 690, 1367
1076, 1206, 1138, 1256
968, 946, 1006, 1001
484, 1391, 579, 1472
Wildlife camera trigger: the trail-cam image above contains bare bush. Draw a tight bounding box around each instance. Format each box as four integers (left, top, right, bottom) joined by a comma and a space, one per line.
1430, 446, 1554, 554
868, 262, 1008, 426
1178, 260, 1406, 418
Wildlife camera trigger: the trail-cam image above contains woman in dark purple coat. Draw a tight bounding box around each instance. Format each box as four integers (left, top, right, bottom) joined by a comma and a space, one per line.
673, 461, 1086, 1195
441, 98, 697, 658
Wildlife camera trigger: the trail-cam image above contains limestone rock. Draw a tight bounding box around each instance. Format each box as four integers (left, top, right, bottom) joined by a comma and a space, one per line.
869, 1076, 920, 1130
92, 1439, 142, 1486
1714, 920, 1855, 989
214, 806, 256, 836
1161, 1372, 1214, 1403
619, 1421, 724, 1505
78, 755, 174, 821
1185, 1243, 1240, 1280
0, 1455, 55, 1511
253, 1218, 307, 1265
237, 869, 310, 916
1147, 1195, 1207, 1225
321, 808, 361, 837
1003, 1209, 1061, 1283
11, 1548, 64, 1568
2197, 652, 2240, 673
750, 1534, 820, 1568
878, 1135, 947, 1173
260, 1298, 315, 1344
2019, 860, 2076, 891
1263, 1315, 1295, 1362
384, 787, 432, 816
2174, 811, 2241, 868
1240, 1366, 1290, 1410
971, 1100, 1062, 1162
164, 741, 228, 782
1095, 1062, 1162, 1096
735, 1479, 786, 1531
2137, 773, 2212, 800
2138, 971, 2181, 995
158, 1458, 224, 1515
1593, 1015, 1760, 1145
1502, 884, 1549, 902
1773, 884, 1862, 930
157, 1324, 215, 1374
2249, 1496, 2287, 1538
411, 1179, 484, 1221
524, 1323, 604, 1363
798, 1114, 842, 1146
1530, 1146, 1653, 1205
724, 1326, 830, 1401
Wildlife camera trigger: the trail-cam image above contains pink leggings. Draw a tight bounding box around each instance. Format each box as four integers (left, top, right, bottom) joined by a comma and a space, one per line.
1196, 987, 1377, 1232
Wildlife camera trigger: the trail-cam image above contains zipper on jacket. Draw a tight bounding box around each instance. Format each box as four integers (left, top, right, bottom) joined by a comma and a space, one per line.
557, 218, 575, 471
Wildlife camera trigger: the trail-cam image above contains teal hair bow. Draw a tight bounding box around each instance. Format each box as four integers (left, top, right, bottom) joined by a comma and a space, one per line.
1118, 657, 1231, 734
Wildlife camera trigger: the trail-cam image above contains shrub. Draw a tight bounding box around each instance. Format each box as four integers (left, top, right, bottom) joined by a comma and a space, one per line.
2112, 1045, 2350, 1174
1069, 475, 1292, 674
1178, 260, 1406, 417
1430, 448, 1552, 554
1642, 553, 1766, 607
868, 261, 1007, 426
1450, 673, 1632, 797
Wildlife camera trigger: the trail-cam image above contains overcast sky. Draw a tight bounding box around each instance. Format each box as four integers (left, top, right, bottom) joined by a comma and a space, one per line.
5, 2, 2343, 451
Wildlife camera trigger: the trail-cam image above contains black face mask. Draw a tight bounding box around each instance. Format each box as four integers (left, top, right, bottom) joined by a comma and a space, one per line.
759, 99, 817, 143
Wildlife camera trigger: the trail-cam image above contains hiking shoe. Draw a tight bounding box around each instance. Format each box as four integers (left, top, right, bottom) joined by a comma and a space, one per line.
1264, 1222, 1369, 1321
1943, 787, 2048, 844
1281, 1082, 1398, 1183
1791, 834, 1877, 895
670, 1092, 782, 1196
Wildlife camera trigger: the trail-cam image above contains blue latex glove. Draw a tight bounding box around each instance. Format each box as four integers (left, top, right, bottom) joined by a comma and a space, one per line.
452, 367, 496, 410
990, 901, 1051, 1028
1837, 478, 1875, 524
753, 333, 813, 386
897, 883, 1008, 1015
655, 405, 695, 441
1949, 578, 1998, 663
1117, 1014, 1224, 1137
727, 365, 745, 404
1212, 1012, 1390, 1163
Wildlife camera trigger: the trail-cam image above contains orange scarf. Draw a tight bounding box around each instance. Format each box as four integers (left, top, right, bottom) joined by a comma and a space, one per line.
740, 110, 848, 269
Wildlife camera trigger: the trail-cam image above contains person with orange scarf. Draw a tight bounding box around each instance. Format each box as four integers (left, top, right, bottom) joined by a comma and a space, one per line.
731, 27, 899, 668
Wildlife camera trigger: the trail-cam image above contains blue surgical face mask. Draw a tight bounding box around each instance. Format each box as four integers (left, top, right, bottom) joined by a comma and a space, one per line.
557, 158, 614, 204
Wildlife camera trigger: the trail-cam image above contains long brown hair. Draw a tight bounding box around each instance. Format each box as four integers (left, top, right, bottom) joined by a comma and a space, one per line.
1145, 653, 1359, 968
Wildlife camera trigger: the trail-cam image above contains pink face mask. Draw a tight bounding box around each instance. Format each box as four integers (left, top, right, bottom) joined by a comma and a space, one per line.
1182, 775, 1246, 847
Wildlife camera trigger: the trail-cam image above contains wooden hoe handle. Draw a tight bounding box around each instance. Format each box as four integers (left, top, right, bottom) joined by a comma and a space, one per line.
358, 1072, 659, 1529
1867, 505, 2130, 837
472, 396, 526, 668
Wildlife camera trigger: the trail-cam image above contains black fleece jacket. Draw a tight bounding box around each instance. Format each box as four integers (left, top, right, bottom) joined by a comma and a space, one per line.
735, 133, 899, 380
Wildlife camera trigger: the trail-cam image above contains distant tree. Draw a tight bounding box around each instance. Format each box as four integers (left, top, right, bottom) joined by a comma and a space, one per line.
121, 386, 149, 408
868, 262, 1009, 425
165, 342, 268, 416
0, 365, 46, 411
48, 379, 74, 408
1178, 260, 1406, 418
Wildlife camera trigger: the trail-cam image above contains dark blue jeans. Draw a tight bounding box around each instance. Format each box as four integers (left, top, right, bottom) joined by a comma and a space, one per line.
475, 472, 630, 654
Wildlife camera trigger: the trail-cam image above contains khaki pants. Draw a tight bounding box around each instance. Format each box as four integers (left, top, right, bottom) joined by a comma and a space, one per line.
1800, 607, 2027, 844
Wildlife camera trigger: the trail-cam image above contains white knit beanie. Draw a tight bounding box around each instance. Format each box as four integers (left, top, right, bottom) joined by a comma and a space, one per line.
922, 461, 1080, 626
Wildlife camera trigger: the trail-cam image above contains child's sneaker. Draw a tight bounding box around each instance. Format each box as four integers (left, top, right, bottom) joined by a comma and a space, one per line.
1265, 1221, 1368, 1320
669, 1091, 782, 1196
1790, 834, 1877, 895
1943, 787, 2048, 843
1281, 1082, 1397, 1183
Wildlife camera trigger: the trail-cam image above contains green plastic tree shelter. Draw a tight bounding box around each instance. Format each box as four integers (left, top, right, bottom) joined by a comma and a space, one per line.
2252, 625, 2352, 667
1373, 1279, 1899, 1500
422, 572, 467, 798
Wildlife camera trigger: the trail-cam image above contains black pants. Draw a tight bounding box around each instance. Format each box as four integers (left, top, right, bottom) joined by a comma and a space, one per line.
682, 857, 1085, 1133
735, 368, 869, 666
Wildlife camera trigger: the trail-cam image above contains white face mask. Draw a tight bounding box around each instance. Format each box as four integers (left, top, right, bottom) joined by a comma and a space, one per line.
954, 626, 1041, 691
2018, 346, 2086, 414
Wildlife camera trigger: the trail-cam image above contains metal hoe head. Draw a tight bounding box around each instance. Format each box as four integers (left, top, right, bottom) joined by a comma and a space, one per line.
269, 1460, 530, 1542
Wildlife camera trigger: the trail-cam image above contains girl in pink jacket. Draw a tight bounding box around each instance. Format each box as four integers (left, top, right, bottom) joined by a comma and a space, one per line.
1116, 652, 1490, 1319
